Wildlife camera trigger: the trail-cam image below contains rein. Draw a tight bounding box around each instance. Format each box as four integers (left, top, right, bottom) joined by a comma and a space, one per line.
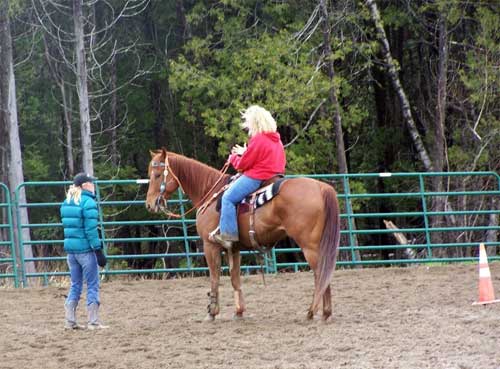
195, 160, 230, 214
153, 153, 230, 218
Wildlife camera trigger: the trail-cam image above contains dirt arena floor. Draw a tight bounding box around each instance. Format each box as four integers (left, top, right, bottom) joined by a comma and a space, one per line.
1, 263, 499, 369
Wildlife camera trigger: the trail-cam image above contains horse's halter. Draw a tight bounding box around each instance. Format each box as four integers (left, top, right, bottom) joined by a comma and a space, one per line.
151, 153, 185, 213
150, 151, 231, 218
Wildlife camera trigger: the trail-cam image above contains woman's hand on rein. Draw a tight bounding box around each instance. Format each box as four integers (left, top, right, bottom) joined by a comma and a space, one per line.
231, 144, 247, 156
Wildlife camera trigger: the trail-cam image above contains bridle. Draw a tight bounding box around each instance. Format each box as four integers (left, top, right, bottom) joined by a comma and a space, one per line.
151, 152, 230, 218
151, 153, 186, 218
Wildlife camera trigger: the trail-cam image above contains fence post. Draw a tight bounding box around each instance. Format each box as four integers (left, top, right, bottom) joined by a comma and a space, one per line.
94, 181, 110, 276
342, 176, 357, 263
418, 175, 433, 258
13, 186, 27, 287
178, 188, 192, 271
0, 183, 19, 287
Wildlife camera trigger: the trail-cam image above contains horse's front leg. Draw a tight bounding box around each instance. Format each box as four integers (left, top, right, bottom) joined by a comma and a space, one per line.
229, 249, 245, 319
204, 242, 222, 321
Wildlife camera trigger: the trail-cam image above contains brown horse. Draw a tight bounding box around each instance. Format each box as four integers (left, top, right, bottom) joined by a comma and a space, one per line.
145, 148, 341, 321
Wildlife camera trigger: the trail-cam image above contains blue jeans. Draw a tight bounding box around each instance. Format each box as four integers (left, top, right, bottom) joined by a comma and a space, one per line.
220, 175, 262, 238
66, 252, 100, 306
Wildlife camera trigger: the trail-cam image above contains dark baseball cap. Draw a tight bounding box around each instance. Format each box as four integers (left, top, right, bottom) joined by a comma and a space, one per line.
73, 172, 97, 187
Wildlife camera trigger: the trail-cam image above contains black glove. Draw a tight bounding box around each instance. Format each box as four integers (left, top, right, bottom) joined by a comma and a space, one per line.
95, 249, 107, 267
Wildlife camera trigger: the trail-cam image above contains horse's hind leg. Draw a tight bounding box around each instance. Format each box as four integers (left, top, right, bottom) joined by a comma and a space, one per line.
322, 285, 332, 321
204, 242, 222, 321
306, 277, 331, 321
229, 249, 245, 319
300, 248, 319, 320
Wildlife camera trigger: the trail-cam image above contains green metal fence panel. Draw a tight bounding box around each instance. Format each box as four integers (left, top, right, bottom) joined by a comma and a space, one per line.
14, 179, 267, 286
0, 183, 18, 287
11, 171, 500, 286
273, 171, 500, 271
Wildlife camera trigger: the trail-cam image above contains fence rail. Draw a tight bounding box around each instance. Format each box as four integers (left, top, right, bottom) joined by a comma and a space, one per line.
0, 171, 498, 287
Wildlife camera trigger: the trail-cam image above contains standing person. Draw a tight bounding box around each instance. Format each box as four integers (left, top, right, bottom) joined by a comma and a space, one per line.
211, 105, 286, 250
60, 173, 108, 329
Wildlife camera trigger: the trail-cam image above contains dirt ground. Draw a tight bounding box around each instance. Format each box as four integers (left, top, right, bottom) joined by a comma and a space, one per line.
1, 263, 499, 369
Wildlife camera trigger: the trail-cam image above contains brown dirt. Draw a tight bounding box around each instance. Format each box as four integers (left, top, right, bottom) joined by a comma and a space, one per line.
1, 264, 499, 369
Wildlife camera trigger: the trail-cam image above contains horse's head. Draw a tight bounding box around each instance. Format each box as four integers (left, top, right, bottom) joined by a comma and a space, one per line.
145, 148, 182, 213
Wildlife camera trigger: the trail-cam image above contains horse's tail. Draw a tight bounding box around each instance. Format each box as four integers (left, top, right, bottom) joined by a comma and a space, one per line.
312, 184, 341, 311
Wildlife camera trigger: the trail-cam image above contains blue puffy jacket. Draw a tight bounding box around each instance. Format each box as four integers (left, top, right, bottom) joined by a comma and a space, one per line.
60, 190, 102, 253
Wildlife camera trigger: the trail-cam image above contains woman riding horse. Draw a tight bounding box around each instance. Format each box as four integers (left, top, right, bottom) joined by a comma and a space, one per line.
211, 105, 286, 250
145, 114, 341, 321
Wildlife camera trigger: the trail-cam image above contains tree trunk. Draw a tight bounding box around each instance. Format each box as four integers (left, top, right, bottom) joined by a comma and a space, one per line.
73, 0, 94, 174
110, 55, 119, 165
0, 107, 6, 244
431, 13, 448, 255
365, 0, 434, 172
61, 86, 75, 177
320, 0, 347, 174
0, 0, 36, 280
42, 34, 74, 177
319, 0, 361, 263
176, 0, 192, 43
433, 14, 447, 176
151, 82, 167, 150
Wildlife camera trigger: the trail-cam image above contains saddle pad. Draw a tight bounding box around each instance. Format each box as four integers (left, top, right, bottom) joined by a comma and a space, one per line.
216, 178, 286, 213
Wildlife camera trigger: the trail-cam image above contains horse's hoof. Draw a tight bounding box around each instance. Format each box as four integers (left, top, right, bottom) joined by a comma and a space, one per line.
306, 311, 314, 320
204, 314, 215, 322
322, 312, 332, 322
232, 312, 244, 320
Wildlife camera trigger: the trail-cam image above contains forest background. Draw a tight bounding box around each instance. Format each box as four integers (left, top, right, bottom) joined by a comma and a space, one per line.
0, 0, 498, 273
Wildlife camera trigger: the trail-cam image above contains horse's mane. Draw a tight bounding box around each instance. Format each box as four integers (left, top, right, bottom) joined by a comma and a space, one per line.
168, 152, 229, 199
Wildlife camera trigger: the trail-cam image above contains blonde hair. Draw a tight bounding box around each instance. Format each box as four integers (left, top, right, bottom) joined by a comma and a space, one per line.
240, 105, 277, 136
65, 185, 82, 205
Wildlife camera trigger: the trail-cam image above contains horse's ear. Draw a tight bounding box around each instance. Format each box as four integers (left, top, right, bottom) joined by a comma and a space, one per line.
149, 150, 157, 158
160, 147, 167, 158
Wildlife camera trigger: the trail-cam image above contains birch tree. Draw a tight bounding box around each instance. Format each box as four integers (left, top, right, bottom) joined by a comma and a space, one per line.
365, 0, 434, 172
33, 0, 150, 175
73, 0, 93, 173
0, 0, 35, 279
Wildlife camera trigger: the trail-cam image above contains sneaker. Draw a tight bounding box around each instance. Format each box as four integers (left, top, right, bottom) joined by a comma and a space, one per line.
64, 322, 84, 330
87, 322, 109, 330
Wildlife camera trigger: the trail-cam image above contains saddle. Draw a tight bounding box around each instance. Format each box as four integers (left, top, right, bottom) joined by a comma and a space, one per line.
206, 174, 286, 252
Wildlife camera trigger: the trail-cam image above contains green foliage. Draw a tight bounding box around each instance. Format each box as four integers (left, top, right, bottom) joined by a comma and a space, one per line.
170, 28, 336, 170
23, 150, 50, 180
382, 4, 414, 30
451, 5, 500, 171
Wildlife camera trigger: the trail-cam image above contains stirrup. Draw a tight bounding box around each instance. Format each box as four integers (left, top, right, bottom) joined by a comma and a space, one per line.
211, 233, 234, 250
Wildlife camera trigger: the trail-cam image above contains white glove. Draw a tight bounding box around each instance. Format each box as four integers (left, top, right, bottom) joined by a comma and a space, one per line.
231, 143, 247, 156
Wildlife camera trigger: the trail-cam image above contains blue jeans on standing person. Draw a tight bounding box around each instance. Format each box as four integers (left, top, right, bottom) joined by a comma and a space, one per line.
220, 174, 262, 239
66, 252, 100, 306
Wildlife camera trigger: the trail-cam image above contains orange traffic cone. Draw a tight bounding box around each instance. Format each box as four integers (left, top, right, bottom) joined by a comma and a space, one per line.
472, 243, 500, 305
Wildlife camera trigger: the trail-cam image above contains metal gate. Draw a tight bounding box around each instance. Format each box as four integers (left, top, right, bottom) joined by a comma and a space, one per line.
0, 183, 18, 287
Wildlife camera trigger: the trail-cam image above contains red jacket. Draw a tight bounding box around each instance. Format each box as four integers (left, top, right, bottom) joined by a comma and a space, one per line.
229, 132, 286, 180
